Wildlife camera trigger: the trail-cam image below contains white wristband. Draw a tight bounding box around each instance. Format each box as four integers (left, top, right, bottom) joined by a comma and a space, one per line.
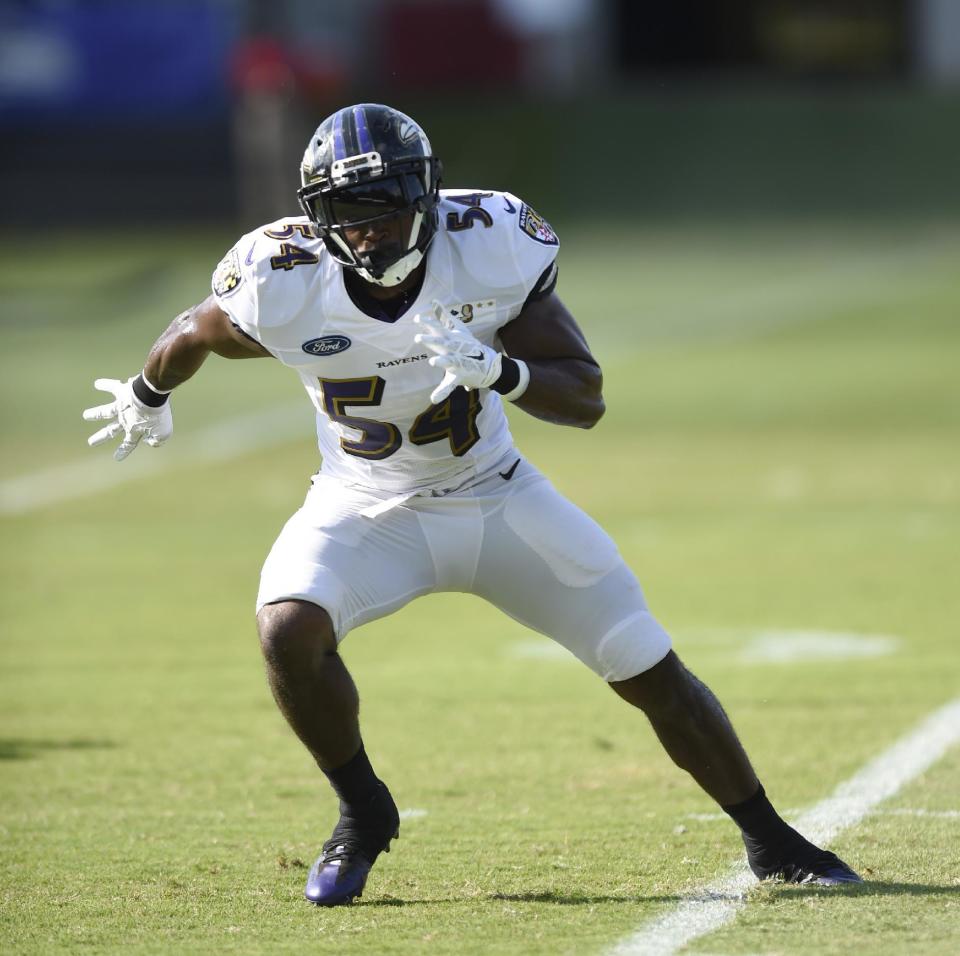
500, 359, 530, 403
140, 370, 173, 395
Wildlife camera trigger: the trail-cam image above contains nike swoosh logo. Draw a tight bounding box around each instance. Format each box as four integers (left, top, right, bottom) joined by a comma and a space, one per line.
499, 458, 521, 481
244, 242, 256, 265
467, 351, 484, 361
503, 198, 516, 213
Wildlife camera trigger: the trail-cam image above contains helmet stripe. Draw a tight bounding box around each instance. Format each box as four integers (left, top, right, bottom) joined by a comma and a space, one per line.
332, 109, 347, 160
353, 106, 373, 154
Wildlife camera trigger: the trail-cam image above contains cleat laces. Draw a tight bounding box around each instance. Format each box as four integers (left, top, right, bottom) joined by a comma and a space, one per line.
320, 783, 400, 868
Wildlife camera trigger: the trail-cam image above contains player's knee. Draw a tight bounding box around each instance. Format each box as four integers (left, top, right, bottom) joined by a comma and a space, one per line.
256, 599, 337, 669
610, 650, 689, 717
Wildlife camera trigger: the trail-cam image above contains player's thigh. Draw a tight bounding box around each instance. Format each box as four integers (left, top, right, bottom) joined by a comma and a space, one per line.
257, 477, 436, 641
473, 470, 671, 682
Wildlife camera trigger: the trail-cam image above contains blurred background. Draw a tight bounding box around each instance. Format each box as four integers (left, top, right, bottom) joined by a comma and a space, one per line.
3, 0, 960, 229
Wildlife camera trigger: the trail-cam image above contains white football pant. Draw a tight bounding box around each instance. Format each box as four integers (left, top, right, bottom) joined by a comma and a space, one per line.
257, 455, 672, 682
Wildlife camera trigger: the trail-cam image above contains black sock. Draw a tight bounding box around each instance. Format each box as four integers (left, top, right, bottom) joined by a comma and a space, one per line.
722, 783, 800, 854
322, 744, 382, 809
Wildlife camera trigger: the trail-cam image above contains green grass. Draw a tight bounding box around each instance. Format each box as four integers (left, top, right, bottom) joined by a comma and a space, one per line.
1, 217, 959, 955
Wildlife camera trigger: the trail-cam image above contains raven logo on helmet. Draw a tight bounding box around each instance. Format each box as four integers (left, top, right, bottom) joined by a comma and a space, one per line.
397, 119, 420, 146
297, 104, 443, 289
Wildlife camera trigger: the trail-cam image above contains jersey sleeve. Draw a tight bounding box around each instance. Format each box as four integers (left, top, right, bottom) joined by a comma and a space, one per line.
211, 234, 263, 347
439, 189, 560, 329
500, 191, 559, 319
523, 258, 559, 307
210, 219, 324, 358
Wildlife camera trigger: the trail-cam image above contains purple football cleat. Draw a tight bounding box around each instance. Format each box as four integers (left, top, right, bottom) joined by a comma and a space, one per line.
305, 782, 399, 906
786, 851, 862, 886
746, 835, 862, 886
305, 844, 377, 906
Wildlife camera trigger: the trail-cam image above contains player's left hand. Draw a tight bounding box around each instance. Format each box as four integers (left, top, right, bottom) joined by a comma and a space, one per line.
413, 301, 502, 404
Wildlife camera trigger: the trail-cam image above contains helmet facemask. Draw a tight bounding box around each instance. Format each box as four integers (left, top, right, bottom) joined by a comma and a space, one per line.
299, 154, 442, 288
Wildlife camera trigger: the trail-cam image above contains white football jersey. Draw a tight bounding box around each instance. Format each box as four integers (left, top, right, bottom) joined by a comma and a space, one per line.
212, 189, 559, 493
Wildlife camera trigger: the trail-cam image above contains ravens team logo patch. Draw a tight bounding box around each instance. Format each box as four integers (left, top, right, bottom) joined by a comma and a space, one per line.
212, 249, 242, 297
518, 203, 558, 246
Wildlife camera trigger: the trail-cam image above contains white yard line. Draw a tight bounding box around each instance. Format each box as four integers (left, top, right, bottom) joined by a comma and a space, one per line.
879, 807, 960, 819
739, 631, 899, 663
512, 631, 901, 666
0, 402, 309, 516
685, 807, 960, 823
607, 696, 960, 956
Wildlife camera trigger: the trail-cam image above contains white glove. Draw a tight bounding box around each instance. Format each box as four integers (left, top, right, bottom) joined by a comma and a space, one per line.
413, 301, 502, 404
83, 376, 173, 461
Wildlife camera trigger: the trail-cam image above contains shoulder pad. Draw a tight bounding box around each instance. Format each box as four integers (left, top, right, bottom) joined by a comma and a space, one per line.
212, 218, 325, 337
438, 189, 558, 303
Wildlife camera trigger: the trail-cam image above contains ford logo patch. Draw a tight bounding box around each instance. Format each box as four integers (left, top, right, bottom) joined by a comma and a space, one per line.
302, 335, 351, 356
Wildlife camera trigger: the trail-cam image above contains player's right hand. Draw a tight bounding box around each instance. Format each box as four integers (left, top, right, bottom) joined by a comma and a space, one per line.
83, 377, 173, 461
413, 302, 503, 404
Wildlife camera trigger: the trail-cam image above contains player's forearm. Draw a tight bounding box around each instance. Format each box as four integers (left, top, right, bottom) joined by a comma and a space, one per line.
512, 358, 605, 428
142, 308, 213, 392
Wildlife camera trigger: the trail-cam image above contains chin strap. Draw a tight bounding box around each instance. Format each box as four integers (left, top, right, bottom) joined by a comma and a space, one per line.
359, 247, 424, 287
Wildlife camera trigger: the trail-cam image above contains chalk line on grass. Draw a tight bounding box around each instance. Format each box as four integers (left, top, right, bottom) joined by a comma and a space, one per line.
685, 807, 960, 823
607, 696, 960, 956
879, 807, 960, 819
740, 631, 899, 663
512, 630, 901, 666
0, 402, 309, 516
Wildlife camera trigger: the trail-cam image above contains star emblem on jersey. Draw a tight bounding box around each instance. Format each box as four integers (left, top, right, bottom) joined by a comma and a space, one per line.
450, 301, 495, 324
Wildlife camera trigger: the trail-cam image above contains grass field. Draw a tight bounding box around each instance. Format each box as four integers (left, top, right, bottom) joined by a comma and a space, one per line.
1, 217, 959, 955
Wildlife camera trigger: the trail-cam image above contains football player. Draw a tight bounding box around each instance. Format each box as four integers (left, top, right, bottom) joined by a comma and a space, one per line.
84, 104, 860, 905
